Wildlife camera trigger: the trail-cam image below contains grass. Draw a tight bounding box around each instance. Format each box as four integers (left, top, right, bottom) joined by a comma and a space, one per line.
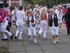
0, 47, 10, 53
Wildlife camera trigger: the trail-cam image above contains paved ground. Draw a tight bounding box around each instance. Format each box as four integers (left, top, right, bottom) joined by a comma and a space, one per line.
0, 25, 70, 53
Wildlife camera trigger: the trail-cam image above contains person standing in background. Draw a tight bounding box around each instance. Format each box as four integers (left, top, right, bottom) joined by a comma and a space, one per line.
63, 7, 70, 35
33, 4, 39, 14
11, 7, 17, 25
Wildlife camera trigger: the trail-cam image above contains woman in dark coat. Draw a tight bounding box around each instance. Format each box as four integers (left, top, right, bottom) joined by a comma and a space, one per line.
63, 7, 70, 35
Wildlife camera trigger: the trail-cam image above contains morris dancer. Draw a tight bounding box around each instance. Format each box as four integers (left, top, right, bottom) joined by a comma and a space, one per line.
15, 6, 25, 40
48, 9, 59, 43
39, 6, 48, 39
0, 3, 13, 41
34, 9, 41, 33
26, 10, 37, 43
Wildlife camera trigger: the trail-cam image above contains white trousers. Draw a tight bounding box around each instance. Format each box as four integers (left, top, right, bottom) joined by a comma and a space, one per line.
28, 26, 36, 37
39, 20, 47, 38
35, 23, 40, 33
0, 20, 12, 39
50, 26, 58, 36
15, 23, 24, 39
15, 29, 23, 39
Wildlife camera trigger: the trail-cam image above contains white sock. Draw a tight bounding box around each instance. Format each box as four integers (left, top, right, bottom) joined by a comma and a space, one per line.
15, 30, 19, 37
3, 33, 8, 39
19, 31, 23, 39
43, 30, 46, 38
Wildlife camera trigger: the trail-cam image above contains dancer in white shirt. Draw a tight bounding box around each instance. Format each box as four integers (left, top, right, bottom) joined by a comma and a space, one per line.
15, 6, 25, 40
39, 6, 48, 39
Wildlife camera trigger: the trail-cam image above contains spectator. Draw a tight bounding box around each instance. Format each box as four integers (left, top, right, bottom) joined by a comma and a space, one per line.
63, 7, 70, 35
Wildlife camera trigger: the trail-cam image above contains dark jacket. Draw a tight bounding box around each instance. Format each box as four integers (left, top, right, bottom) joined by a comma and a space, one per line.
35, 14, 40, 19
62, 7, 70, 24
64, 12, 70, 24
27, 16, 35, 27
48, 14, 58, 27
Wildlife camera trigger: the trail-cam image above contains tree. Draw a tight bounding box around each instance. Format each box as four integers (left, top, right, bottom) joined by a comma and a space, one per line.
32, 0, 46, 4
22, 0, 33, 7
23, 0, 70, 7
23, 0, 32, 3
3, 0, 7, 4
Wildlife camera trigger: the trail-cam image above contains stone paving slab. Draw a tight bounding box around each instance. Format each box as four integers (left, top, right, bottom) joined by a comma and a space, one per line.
60, 47, 70, 53
39, 45, 57, 50
9, 41, 23, 47
0, 25, 70, 53
0, 41, 8, 47
25, 45, 42, 51
45, 49, 62, 53
54, 42, 70, 49
27, 50, 44, 53
9, 46, 25, 52
11, 52, 25, 53
38, 40, 52, 45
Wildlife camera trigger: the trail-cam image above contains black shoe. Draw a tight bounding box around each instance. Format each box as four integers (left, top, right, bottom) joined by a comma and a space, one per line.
11, 34, 13, 40
67, 32, 70, 35
67, 29, 70, 35
15, 36, 17, 39
1, 38, 8, 41
67, 33, 70, 35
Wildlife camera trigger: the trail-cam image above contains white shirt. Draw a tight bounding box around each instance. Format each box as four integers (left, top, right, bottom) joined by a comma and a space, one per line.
11, 10, 16, 21
33, 8, 39, 13
16, 10, 25, 21
16, 10, 25, 26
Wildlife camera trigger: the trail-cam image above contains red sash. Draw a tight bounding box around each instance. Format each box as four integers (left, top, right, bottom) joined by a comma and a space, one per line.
42, 13, 47, 21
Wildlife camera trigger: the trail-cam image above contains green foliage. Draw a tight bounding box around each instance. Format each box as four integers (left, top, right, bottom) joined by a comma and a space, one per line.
32, 0, 46, 4
0, 47, 10, 53
23, 0, 70, 6
22, 1, 28, 7
23, 0, 33, 7
24, 0, 32, 3
9, 6, 14, 12
3, 0, 7, 4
